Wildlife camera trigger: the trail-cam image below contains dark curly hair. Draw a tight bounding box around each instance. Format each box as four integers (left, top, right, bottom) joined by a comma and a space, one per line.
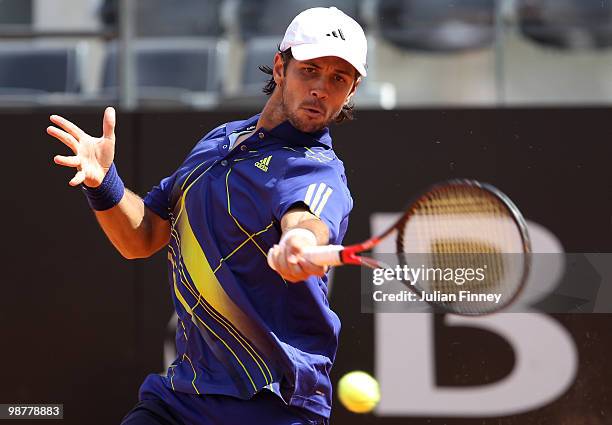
258, 48, 359, 124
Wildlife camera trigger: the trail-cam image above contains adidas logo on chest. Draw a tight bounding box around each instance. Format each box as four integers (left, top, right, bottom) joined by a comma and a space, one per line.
254, 155, 272, 172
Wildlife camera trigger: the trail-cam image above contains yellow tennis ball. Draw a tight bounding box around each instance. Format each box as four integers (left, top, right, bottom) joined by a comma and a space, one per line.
337, 370, 380, 413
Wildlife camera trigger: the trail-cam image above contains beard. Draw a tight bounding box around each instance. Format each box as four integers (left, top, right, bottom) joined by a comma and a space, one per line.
280, 85, 340, 133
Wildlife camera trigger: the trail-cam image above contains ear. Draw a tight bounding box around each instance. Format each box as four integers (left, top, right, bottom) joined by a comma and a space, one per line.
345, 76, 361, 105
273, 52, 285, 86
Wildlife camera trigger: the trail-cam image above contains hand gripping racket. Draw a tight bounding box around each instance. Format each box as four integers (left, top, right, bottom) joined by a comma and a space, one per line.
303, 180, 531, 315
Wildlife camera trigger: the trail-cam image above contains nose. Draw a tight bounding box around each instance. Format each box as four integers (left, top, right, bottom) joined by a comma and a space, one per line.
309, 78, 328, 100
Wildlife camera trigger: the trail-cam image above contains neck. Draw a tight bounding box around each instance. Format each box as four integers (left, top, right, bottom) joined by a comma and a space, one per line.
256, 90, 286, 131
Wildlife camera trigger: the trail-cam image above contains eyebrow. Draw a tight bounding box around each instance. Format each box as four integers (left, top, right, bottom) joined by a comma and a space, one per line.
302, 61, 353, 78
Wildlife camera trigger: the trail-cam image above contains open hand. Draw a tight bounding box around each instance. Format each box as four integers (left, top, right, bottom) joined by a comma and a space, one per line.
47, 106, 116, 187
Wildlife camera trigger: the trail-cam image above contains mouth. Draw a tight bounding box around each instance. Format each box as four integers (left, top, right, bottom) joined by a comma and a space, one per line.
301, 106, 324, 117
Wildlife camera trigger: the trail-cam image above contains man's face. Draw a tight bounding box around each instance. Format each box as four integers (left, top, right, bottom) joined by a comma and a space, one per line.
274, 54, 360, 133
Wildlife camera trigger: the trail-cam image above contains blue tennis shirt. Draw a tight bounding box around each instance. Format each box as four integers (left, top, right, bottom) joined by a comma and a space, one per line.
141, 113, 353, 419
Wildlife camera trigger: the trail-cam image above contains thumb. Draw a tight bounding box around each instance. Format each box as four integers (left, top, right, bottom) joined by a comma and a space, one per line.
102, 106, 116, 140
287, 243, 303, 264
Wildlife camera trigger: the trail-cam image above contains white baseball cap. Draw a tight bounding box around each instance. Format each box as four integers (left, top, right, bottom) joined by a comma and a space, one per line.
279, 7, 368, 77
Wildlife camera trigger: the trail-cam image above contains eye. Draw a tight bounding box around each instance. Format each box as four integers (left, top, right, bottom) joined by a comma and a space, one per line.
304, 67, 316, 73
334, 74, 347, 84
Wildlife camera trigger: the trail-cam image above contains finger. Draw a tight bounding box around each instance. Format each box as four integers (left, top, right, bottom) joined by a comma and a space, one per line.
54, 155, 81, 168
267, 245, 280, 271
275, 245, 291, 274
270, 245, 290, 276
287, 251, 300, 265
47, 126, 78, 153
285, 274, 306, 284
281, 267, 305, 283
50, 114, 85, 141
277, 246, 305, 280
69, 170, 86, 187
102, 106, 116, 140
296, 258, 327, 277
270, 245, 306, 282
286, 243, 305, 265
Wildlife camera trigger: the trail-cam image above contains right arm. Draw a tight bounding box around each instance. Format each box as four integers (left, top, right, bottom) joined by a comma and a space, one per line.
47, 107, 170, 259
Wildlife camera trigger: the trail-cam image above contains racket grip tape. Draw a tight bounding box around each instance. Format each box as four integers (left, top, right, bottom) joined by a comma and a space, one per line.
302, 245, 344, 266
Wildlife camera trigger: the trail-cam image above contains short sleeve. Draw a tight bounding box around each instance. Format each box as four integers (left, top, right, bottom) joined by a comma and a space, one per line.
143, 173, 177, 220
274, 158, 352, 244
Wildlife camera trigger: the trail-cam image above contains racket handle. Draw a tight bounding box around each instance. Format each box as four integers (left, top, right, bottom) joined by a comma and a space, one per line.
302, 245, 344, 266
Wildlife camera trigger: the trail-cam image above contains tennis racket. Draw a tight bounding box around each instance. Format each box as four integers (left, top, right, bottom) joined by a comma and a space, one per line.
303, 179, 531, 315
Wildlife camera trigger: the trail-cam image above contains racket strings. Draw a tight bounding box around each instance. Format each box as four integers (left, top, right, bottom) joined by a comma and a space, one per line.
420, 186, 511, 215
398, 184, 527, 314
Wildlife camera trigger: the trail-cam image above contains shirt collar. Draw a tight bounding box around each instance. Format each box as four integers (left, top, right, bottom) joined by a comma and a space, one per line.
227, 113, 332, 149
225, 114, 259, 136
268, 119, 332, 149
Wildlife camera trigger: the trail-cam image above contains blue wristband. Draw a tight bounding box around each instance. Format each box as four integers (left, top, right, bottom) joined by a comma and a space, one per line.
81, 163, 125, 211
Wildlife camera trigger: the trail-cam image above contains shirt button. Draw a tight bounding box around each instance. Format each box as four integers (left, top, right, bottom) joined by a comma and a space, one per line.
258, 132, 265, 139
220, 160, 228, 166
240, 144, 247, 151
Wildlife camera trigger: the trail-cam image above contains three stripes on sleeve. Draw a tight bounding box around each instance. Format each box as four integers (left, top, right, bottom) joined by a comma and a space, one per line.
304, 183, 333, 217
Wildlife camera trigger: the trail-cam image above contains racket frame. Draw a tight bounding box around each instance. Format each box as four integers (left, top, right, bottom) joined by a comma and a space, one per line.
335, 179, 532, 315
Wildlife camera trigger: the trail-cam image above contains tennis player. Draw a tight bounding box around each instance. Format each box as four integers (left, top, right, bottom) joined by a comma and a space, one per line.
47, 7, 366, 425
